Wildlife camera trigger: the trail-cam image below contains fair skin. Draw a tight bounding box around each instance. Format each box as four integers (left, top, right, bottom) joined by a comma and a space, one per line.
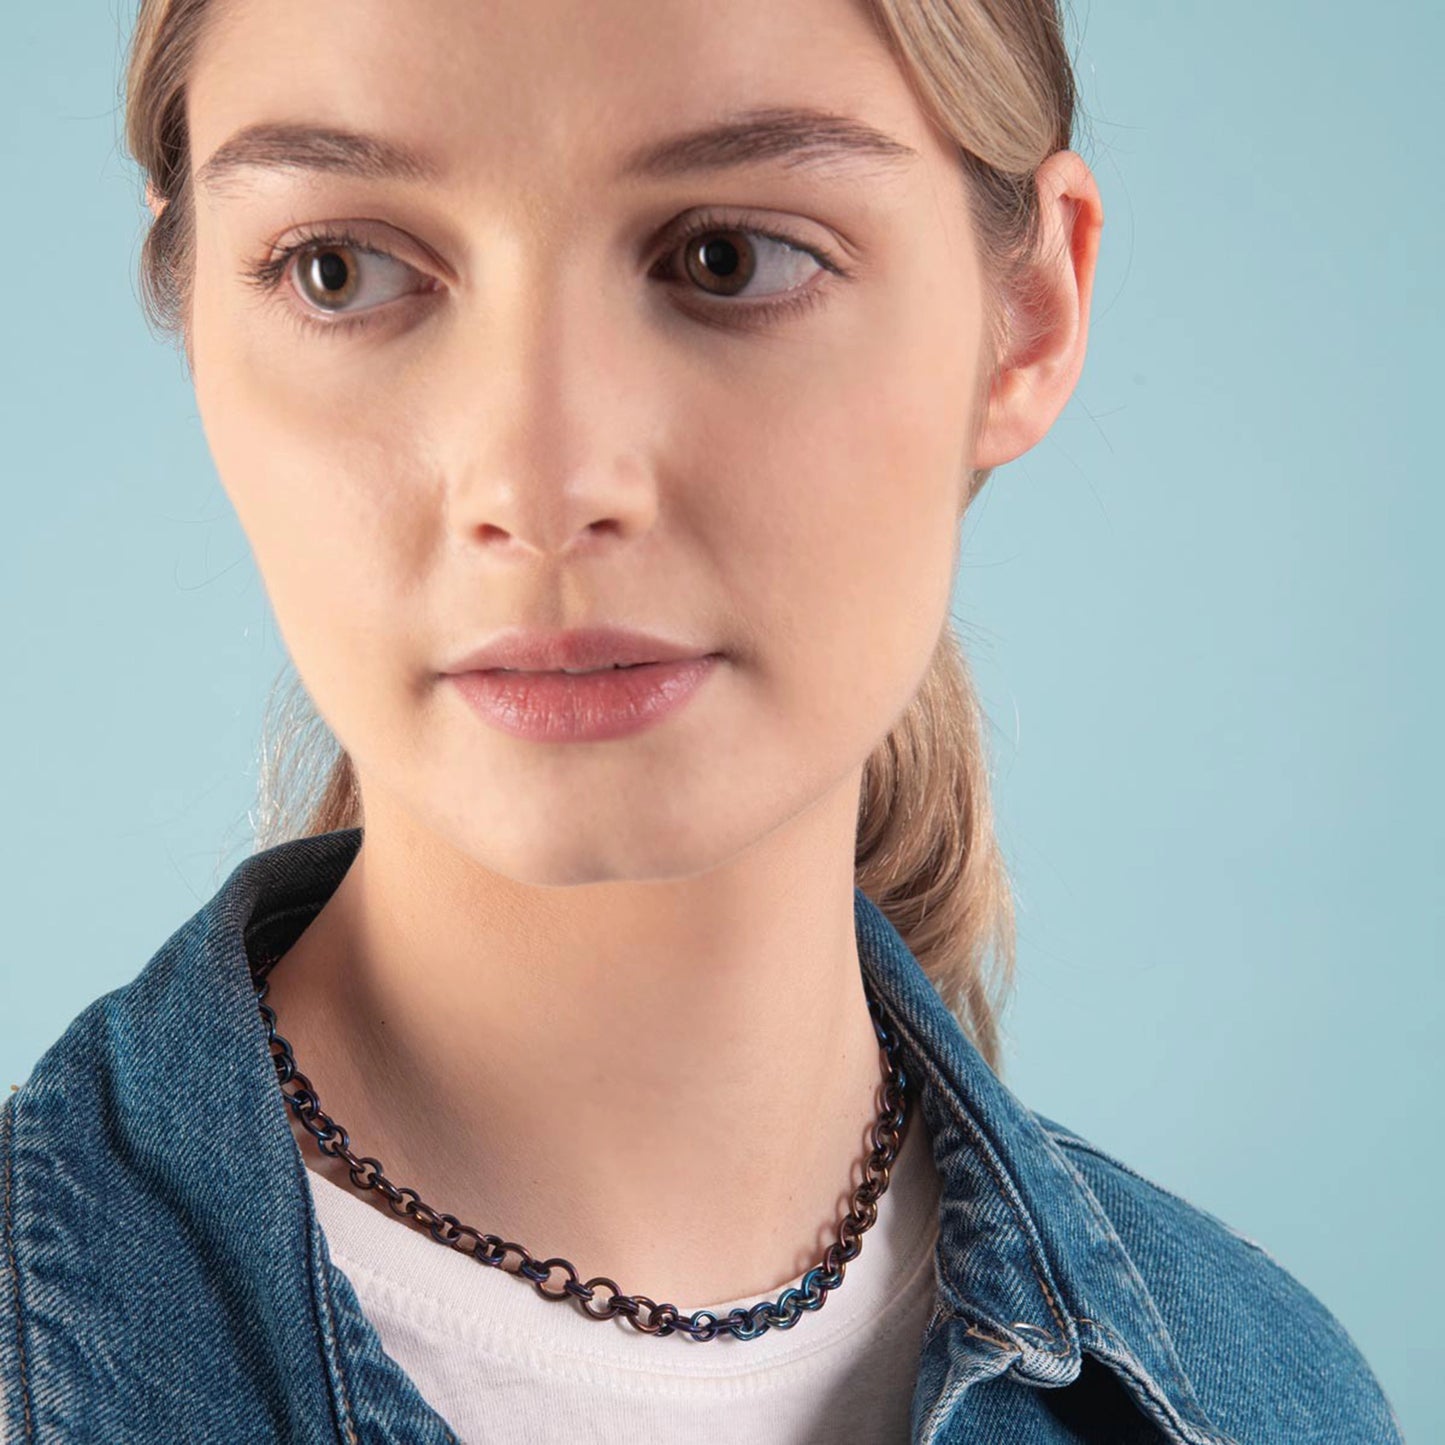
166, 0, 1102, 1311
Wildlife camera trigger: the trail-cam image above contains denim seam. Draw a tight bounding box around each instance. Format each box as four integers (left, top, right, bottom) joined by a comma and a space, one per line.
878, 1007, 1072, 1351
1045, 1134, 1224, 1219
312, 1239, 361, 1445
1, 1093, 34, 1443
1045, 1131, 1230, 1440
1044, 1133, 1281, 1264
954, 1313, 1024, 1354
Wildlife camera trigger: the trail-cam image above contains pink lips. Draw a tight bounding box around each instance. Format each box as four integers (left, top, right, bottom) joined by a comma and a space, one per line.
444, 626, 714, 674
448, 656, 722, 742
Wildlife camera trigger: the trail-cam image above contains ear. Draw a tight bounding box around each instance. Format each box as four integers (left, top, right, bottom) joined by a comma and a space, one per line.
971, 149, 1104, 471
145, 178, 167, 220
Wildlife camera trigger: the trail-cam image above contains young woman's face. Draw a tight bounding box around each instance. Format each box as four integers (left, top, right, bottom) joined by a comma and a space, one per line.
185, 0, 992, 882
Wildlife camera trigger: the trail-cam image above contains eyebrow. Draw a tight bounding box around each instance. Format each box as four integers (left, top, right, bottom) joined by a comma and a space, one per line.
193, 105, 921, 197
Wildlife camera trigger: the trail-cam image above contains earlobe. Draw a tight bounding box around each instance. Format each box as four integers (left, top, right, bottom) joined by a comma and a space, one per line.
970, 150, 1104, 473
145, 179, 167, 220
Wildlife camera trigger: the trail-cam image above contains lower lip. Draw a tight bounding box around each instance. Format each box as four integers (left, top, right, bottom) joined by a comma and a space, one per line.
448, 655, 722, 742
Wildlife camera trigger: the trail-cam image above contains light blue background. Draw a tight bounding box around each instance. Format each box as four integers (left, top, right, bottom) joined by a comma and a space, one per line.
3, 1, 1437, 1434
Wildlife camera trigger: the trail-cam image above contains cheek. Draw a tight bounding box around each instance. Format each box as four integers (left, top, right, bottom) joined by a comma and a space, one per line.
681, 317, 971, 749
191, 283, 426, 710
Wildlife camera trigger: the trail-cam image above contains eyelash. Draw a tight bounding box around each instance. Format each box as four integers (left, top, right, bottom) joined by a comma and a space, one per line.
239, 208, 848, 341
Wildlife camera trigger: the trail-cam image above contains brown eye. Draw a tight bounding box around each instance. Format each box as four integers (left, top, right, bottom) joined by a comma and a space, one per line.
295, 244, 363, 311
284, 240, 421, 317
682, 231, 758, 297
668, 221, 826, 305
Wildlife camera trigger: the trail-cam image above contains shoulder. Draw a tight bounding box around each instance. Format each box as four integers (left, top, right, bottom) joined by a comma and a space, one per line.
1031, 1109, 1406, 1444
0, 971, 328, 1443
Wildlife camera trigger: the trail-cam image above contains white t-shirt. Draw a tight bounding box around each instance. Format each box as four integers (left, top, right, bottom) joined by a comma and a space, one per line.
305, 1110, 943, 1443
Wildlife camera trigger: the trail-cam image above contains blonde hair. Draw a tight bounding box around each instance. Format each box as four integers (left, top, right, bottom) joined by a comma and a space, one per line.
123, 0, 1082, 1075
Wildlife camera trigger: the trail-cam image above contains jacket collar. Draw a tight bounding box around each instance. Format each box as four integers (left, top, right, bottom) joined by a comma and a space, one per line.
852, 891, 1237, 1444
157, 827, 1232, 1443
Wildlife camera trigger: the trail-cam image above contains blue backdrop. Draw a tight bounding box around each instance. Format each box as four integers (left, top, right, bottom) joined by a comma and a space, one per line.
3, 1, 1436, 1433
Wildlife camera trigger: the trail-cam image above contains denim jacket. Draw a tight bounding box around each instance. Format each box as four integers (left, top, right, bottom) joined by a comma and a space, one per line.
1, 828, 1404, 1443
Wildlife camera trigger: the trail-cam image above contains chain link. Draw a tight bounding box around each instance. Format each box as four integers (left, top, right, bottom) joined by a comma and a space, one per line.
251, 946, 911, 1342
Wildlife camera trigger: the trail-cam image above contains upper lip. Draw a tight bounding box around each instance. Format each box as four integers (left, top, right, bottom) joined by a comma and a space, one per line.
445, 627, 719, 673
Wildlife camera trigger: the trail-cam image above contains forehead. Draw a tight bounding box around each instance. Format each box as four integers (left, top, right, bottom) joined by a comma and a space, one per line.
187, 0, 946, 198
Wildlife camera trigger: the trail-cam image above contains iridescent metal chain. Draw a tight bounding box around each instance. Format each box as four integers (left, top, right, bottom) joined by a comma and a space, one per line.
251, 946, 912, 1342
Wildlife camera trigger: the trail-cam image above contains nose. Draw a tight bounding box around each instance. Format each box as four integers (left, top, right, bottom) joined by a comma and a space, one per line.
441, 265, 663, 561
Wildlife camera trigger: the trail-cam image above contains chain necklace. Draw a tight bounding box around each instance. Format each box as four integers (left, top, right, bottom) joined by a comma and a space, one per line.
250, 945, 912, 1342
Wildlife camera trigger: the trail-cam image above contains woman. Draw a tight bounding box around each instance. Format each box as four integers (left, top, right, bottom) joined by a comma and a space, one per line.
0, 0, 1404, 1440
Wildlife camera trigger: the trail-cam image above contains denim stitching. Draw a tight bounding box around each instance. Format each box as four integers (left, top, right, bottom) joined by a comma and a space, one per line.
1045, 1129, 1229, 1436
878, 1006, 1072, 1349
312, 1244, 360, 1445
1045, 1132, 1282, 1265
2, 1094, 34, 1443
961, 1319, 1024, 1355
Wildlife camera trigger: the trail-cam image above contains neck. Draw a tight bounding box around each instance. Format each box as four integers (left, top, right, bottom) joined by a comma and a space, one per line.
264, 781, 890, 1311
